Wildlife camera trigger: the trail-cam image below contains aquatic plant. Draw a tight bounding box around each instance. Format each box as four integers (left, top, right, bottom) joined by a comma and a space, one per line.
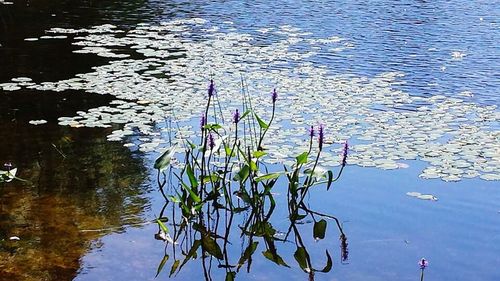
153, 80, 348, 280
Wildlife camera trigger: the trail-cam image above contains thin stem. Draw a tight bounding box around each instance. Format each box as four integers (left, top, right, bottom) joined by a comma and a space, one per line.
257, 102, 275, 150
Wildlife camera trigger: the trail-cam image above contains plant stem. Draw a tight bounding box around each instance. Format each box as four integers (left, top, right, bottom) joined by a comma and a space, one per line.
257, 102, 275, 150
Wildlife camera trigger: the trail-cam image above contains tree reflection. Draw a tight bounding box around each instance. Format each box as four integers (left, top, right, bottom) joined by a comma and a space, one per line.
0, 124, 148, 281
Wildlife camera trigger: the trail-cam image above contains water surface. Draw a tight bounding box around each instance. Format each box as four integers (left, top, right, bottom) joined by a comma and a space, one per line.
1, 1, 499, 281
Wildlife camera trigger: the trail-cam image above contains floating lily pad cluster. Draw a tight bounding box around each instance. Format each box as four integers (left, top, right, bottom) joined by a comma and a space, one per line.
406, 192, 438, 201
1, 19, 498, 181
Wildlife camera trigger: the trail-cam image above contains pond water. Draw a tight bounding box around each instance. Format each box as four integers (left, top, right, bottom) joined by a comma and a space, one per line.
1, 1, 499, 281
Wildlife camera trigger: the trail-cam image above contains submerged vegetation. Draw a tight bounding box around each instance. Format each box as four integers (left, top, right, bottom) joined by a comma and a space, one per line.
153, 81, 349, 280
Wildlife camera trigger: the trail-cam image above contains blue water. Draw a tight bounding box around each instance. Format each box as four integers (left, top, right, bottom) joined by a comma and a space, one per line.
138, 0, 500, 105
1, 1, 499, 280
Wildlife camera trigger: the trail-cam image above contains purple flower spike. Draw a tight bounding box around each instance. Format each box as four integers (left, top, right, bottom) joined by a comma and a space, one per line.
341, 140, 348, 166
271, 89, 277, 104
208, 133, 215, 150
208, 79, 215, 97
200, 115, 206, 130
233, 109, 240, 124
309, 126, 315, 138
418, 258, 428, 269
318, 124, 324, 151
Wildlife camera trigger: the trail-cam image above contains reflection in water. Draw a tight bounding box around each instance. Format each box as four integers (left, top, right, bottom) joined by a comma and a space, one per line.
0, 93, 149, 280
154, 169, 348, 280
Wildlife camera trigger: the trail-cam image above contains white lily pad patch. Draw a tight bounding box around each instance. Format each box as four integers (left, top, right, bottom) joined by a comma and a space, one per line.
1, 19, 499, 182
28, 119, 48, 125
406, 192, 438, 201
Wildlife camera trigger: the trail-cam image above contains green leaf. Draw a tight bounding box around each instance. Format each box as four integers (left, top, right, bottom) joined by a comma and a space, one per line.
255, 172, 282, 182
169, 260, 180, 277
319, 250, 333, 273
180, 181, 201, 203
154, 145, 177, 171
288, 170, 300, 196
254, 112, 269, 129
262, 249, 289, 267
252, 150, 267, 158
225, 271, 236, 281
249, 160, 258, 172
191, 222, 205, 234
186, 163, 199, 188
234, 189, 252, 204
155, 254, 169, 277
237, 241, 259, 269
263, 178, 278, 192
202, 235, 223, 259
327, 170, 333, 190
174, 189, 191, 215
224, 145, 236, 157
251, 222, 276, 237
294, 247, 310, 272
296, 152, 309, 165
157, 219, 169, 234
234, 165, 250, 182
239, 109, 251, 120
313, 219, 327, 240
204, 123, 223, 130
202, 174, 220, 184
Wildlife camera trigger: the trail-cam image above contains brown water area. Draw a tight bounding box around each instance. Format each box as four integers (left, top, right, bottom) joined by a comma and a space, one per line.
0, 1, 150, 277
0, 97, 149, 280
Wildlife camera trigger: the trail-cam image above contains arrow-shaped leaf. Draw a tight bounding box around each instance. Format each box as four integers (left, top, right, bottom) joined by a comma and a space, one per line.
202, 235, 223, 259
296, 152, 308, 165
254, 112, 269, 129
294, 247, 310, 272
155, 254, 169, 277
154, 145, 177, 171
313, 219, 327, 240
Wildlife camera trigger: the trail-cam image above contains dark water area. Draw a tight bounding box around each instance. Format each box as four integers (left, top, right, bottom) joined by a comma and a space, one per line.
1, 1, 499, 281
0, 89, 150, 280
1, 3, 152, 279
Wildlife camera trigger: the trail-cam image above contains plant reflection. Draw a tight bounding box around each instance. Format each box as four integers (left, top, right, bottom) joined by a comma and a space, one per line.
154, 169, 348, 280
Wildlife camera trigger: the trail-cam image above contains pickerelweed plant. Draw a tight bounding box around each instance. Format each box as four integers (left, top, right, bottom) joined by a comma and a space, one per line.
153, 79, 349, 280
